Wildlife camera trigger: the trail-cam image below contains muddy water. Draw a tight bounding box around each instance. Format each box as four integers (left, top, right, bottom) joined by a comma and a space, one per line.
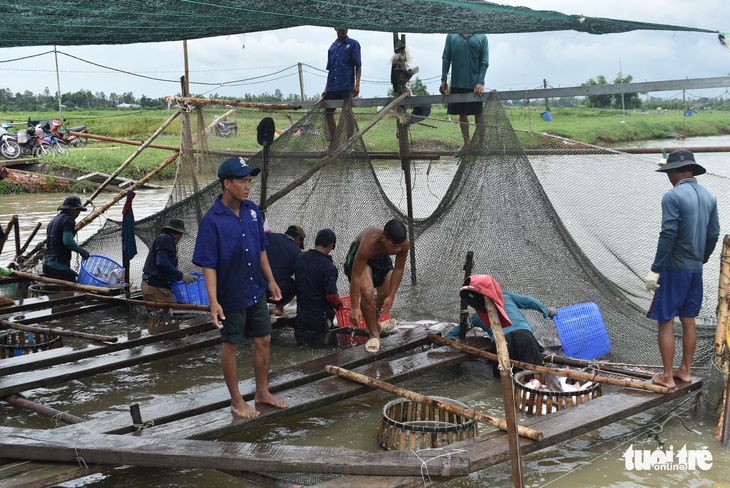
1, 137, 729, 487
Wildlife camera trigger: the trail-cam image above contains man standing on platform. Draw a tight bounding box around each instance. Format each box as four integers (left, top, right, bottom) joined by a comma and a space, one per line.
193, 156, 289, 418
645, 149, 719, 389
323, 28, 362, 142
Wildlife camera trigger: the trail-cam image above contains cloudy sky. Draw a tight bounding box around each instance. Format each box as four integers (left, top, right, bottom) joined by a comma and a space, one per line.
0, 0, 727, 102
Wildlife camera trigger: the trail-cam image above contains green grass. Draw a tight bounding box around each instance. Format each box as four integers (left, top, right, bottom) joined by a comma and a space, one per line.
3, 105, 728, 189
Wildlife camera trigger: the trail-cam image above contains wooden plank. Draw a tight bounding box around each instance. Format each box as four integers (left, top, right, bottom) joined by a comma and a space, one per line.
0, 460, 105, 488
142, 348, 472, 440
0, 427, 469, 478
313, 377, 704, 488
60, 329, 439, 435
0, 329, 222, 397
0, 317, 213, 376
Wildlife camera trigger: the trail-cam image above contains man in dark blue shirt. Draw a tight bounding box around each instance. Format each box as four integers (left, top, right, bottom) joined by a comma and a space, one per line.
266, 224, 305, 317
294, 229, 340, 347
142, 218, 198, 314
323, 28, 362, 141
43, 195, 91, 282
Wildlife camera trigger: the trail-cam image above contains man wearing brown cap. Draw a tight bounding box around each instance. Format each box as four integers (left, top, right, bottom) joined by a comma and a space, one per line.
646, 149, 719, 388
141, 218, 198, 314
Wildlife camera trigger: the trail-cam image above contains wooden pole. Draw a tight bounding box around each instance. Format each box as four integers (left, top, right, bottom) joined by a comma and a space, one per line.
4, 394, 85, 425
458, 252, 474, 340
714, 235, 730, 440
298, 62, 306, 111
205, 108, 237, 136
0, 215, 17, 255
82, 109, 181, 207
0, 268, 119, 294
325, 364, 543, 441
76, 151, 179, 232
542, 354, 653, 380
18, 221, 42, 257
429, 334, 672, 394
166, 96, 302, 111
483, 296, 524, 488
84, 293, 210, 312
12, 215, 20, 257
1, 319, 118, 343
266, 91, 410, 208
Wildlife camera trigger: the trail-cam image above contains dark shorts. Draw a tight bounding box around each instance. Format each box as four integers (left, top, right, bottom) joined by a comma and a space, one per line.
220, 299, 272, 344
647, 270, 703, 323
294, 309, 336, 348
344, 242, 394, 288
447, 87, 483, 116
324, 90, 353, 101
506, 329, 545, 366
42, 263, 78, 283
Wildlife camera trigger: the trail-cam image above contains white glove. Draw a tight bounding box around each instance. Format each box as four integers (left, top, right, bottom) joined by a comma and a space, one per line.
182, 272, 198, 284
644, 271, 660, 292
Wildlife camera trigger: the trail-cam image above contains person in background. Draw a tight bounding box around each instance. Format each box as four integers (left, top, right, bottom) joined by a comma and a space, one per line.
192, 156, 288, 418
323, 27, 362, 141
294, 228, 340, 347
141, 218, 198, 314
447, 288, 557, 366
43, 195, 91, 282
266, 225, 305, 317
439, 33, 489, 155
344, 219, 409, 353
645, 149, 719, 389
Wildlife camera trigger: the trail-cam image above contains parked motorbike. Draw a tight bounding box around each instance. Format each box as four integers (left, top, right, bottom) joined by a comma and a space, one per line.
16, 122, 53, 157
0, 123, 21, 160
41, 120, 70, 156
213, 115, 237, 137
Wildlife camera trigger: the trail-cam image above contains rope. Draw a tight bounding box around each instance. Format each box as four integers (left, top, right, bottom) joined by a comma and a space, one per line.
74, 435, 88, 469
51, 410, 71, 428
134, 420, 155, 432
410, 447, 468, 487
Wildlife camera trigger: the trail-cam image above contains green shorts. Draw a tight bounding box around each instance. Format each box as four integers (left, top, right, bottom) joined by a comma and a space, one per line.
220, 299, 272, 344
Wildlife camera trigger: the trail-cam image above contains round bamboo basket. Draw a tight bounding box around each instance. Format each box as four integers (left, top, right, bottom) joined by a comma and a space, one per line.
0, 330, 63, 359
513, 370, 602, 416
27, 283, 69, 298
378, 396, 478, 450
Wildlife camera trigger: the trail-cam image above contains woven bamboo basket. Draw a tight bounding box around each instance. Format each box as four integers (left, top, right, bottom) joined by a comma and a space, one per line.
378, 396, 478, 450
513, 370, 602, 416
27, 283, 70, 298
0, 330, 63, 359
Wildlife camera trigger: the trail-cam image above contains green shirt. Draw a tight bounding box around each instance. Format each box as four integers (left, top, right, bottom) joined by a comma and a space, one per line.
441, 33, 489, 89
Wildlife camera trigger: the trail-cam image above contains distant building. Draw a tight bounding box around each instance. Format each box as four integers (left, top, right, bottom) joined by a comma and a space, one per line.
116, 103, 141, 109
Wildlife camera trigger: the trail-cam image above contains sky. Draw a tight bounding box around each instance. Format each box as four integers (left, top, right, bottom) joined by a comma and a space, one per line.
0, 0, 727, 103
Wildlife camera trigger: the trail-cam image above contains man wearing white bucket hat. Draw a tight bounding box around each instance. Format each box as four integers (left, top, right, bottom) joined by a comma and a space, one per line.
646, 149, 719, 389
141, 218, 198, 314
43, 195, 90, 282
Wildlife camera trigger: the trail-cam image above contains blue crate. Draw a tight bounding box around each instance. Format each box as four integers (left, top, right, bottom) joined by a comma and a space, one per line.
78, 255, 125, 287
553, 302, 611, 360
171, 272, 209, 305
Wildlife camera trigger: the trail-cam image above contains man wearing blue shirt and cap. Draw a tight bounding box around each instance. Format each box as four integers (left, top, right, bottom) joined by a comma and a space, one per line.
323, 28, 362, 141
43, 195, 91, 282
646, 149, 719, 389
193, 156, 288, 418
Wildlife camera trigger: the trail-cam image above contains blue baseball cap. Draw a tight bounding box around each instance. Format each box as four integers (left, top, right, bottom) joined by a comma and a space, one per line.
218, 157, 261, 180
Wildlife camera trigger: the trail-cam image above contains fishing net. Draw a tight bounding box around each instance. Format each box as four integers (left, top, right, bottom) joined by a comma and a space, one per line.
81, 91, 729, 374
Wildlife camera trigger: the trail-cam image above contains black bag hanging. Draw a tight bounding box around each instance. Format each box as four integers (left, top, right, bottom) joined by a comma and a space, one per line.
257, 117, 275, 146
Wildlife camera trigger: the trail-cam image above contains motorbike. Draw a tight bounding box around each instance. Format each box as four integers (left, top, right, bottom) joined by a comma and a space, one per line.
15, 122, 53, 157
213, 115, 237, 137
0, 123, 21, 160
49, 120, 88, 147
41, 120, 70, 156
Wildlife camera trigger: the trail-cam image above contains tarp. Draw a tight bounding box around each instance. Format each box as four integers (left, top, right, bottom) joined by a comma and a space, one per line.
0, 1, 717, 48
121, 190, 137, 261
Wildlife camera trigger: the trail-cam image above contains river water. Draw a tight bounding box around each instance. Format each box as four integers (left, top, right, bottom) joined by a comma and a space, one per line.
0, 136, 728, 487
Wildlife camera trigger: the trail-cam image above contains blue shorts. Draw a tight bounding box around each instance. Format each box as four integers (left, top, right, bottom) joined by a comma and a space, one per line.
647, 270, 703, 323
220, 299, 272, 344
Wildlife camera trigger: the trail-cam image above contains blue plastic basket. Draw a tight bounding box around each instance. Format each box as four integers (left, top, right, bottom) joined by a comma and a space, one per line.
78, 255, 125, 287
171, 272, 209, 305
553, 302, 611, 360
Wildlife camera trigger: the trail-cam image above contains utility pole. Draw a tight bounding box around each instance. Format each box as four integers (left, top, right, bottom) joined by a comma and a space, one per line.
54, 45, 63, 121
298, 62, 306, 113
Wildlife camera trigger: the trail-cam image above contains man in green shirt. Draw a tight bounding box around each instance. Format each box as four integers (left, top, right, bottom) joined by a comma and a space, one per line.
440, 33, 489, 154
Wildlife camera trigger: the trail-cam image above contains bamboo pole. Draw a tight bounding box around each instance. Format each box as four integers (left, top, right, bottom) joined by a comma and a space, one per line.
543, 354, 653, 380
0, 215, 17, 255
84, 293, 210, 312
458, 252, 474, 341
18, 221, 42, 257
324, 364, 543, 442
0, 268, 119, 295
82, 110, 181, 207
266, 91, 410, 208
166, 96, 302, 111
4, 394, 85, 425
1, 319, 118, 343
483, 296, 524, 488
429, 334, 672, 394
205, 108, 237, 136
76, 151, 179, 232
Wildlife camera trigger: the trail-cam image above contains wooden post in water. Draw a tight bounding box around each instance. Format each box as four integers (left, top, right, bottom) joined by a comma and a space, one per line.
458, 253, 474, 340
483, 296, 525, 488
714, 235, 730, 442
0, 215, 17, 256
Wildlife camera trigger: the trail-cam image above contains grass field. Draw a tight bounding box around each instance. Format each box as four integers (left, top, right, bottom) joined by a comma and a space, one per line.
1, 104, 727, 184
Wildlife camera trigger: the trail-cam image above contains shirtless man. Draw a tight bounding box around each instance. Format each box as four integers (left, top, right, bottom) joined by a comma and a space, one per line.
344, 220, 409, 353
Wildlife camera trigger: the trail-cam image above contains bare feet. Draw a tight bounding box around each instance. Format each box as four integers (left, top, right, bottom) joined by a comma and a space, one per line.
672, 368, 692, 383
231, 401, 261, 419
652, 373, 676, 389
255, 392, 289, 409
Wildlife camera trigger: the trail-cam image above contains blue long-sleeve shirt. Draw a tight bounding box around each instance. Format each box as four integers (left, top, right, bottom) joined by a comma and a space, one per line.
651, 178, 719, 273
447, 292, 550, 339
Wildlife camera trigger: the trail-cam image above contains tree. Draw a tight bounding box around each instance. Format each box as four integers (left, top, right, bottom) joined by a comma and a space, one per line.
387, 76, 430, 97
582, 75, 612, 108
612, 74, 642, 109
